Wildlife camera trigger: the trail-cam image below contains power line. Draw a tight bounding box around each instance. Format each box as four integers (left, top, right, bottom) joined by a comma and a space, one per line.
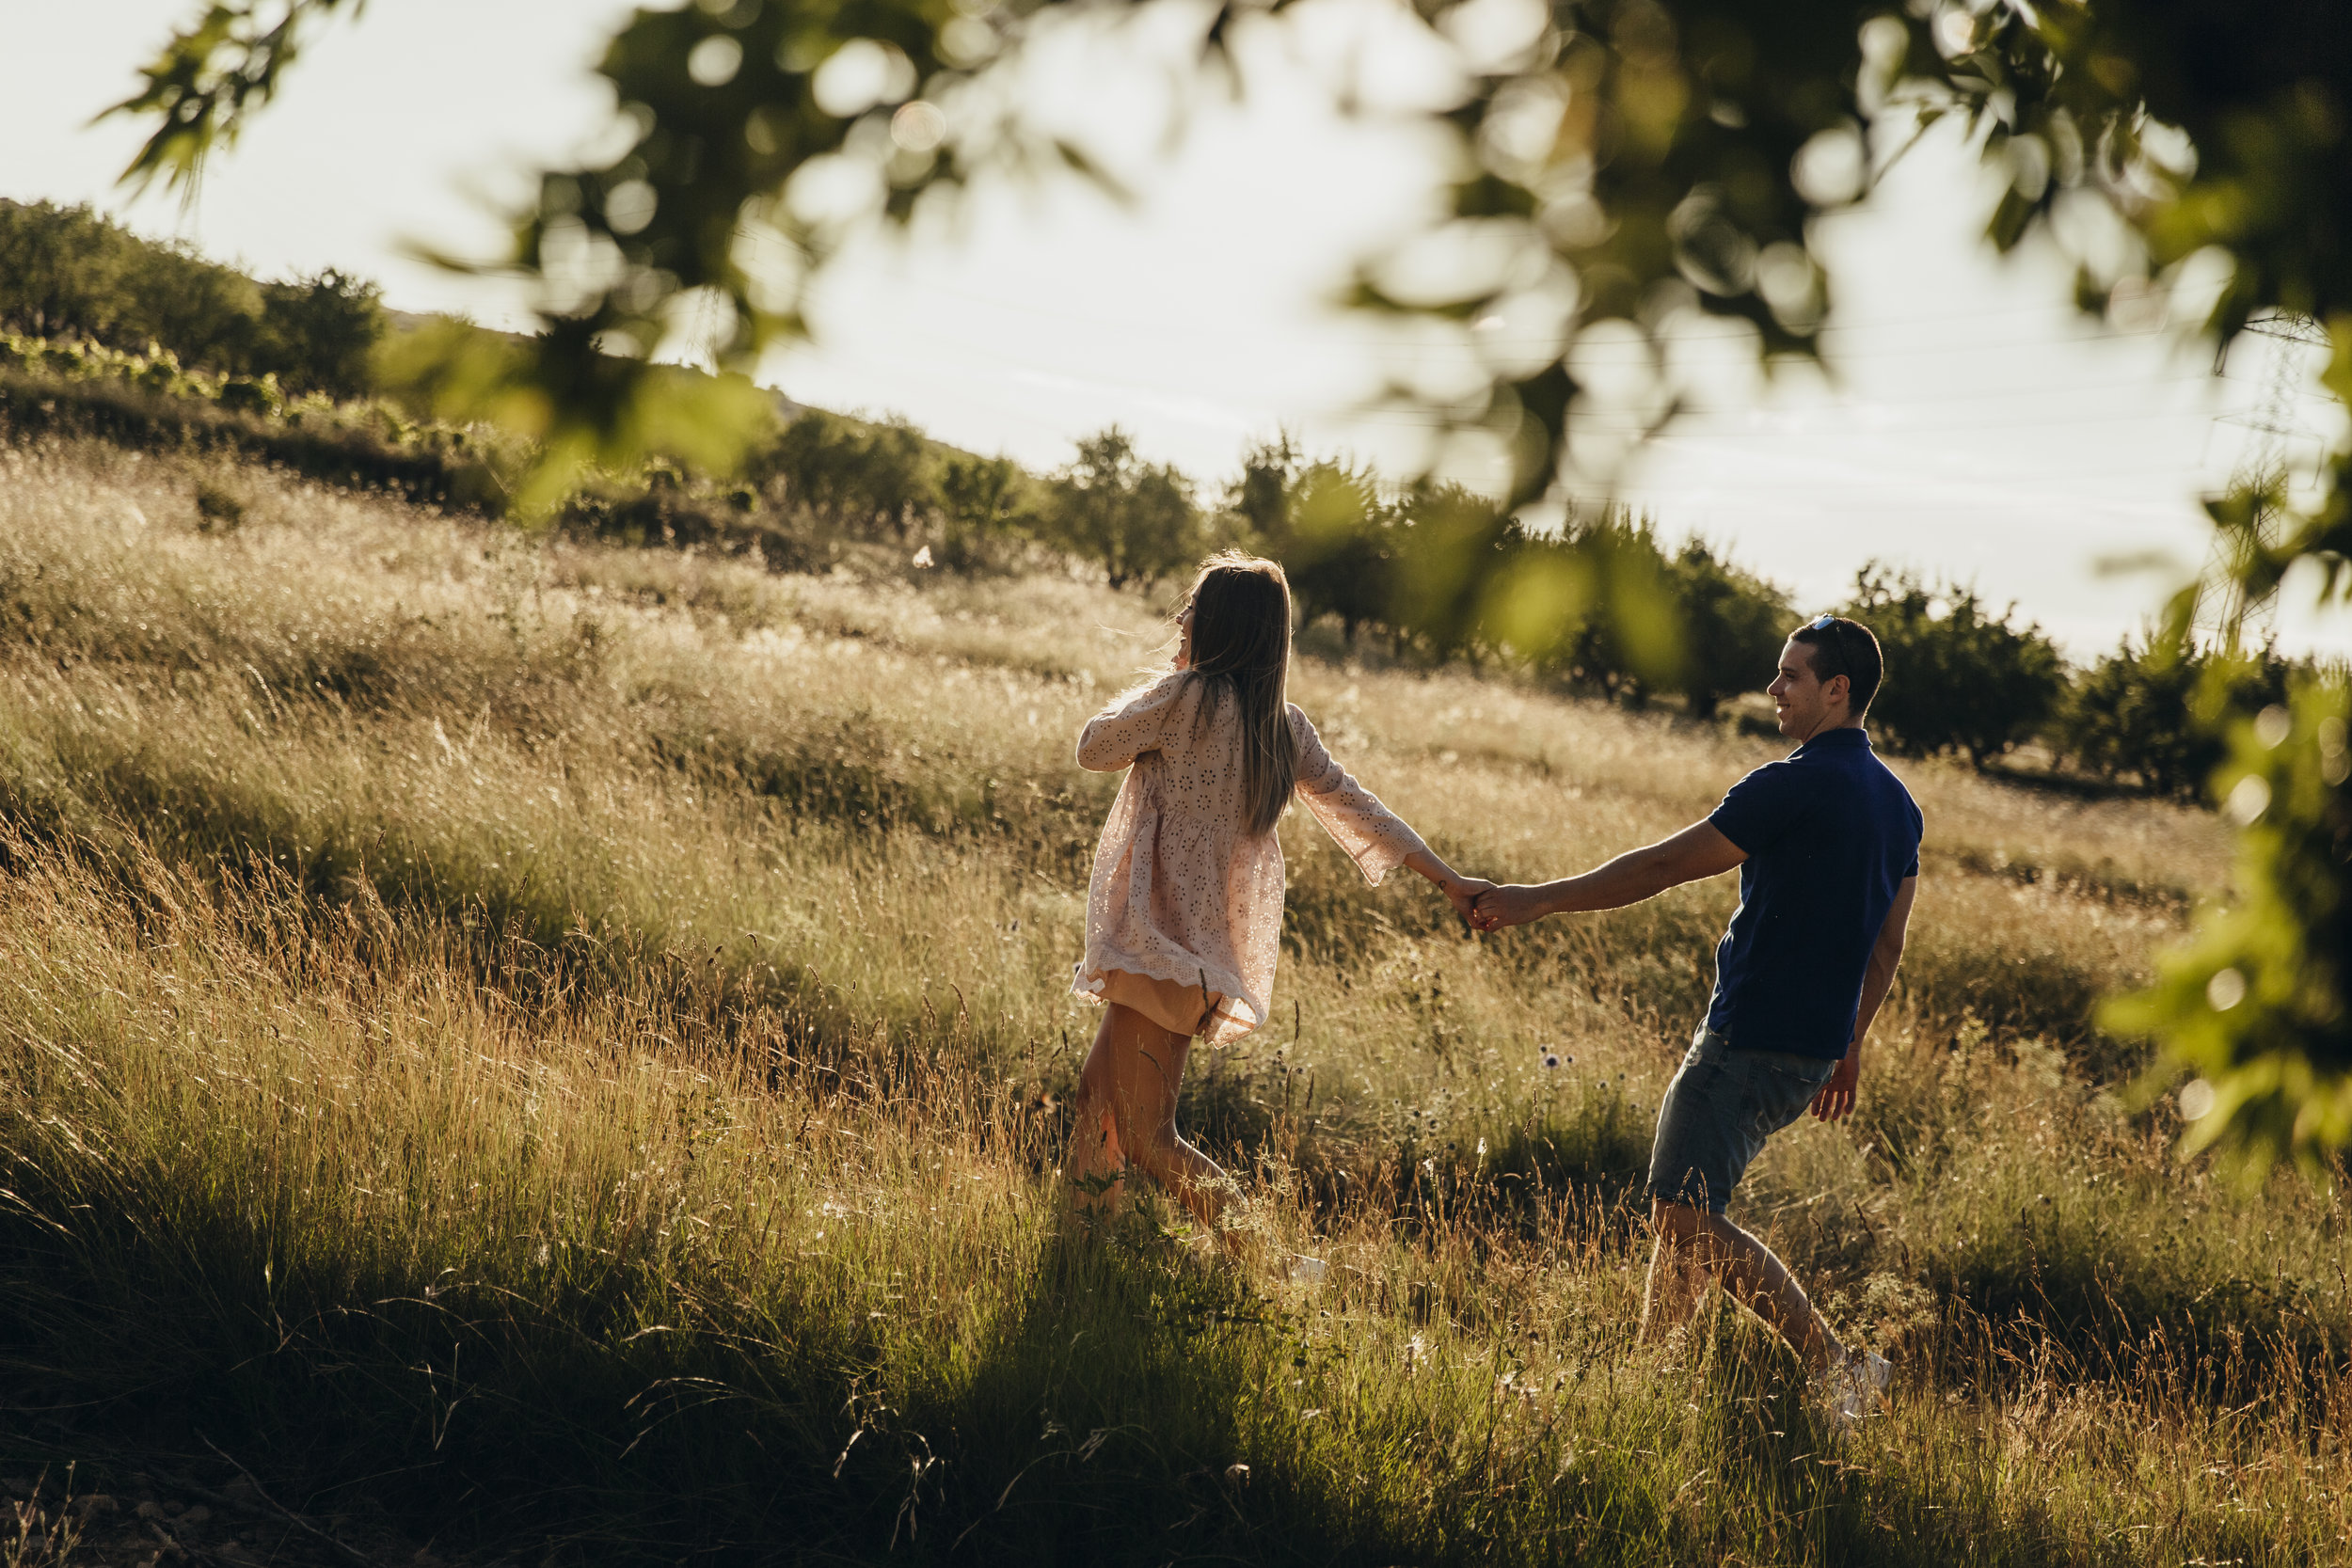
2200, 311, 2333, 646
1331, 402, 2229, 437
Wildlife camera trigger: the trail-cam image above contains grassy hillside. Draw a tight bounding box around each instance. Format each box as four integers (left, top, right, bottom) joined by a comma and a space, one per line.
0, 436, 2341, 1566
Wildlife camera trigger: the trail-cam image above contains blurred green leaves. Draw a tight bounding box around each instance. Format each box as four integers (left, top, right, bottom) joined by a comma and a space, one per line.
375, 315, 776, 517
109, 0, 365, 199
2107, 673, 2352, 1170
115, 0, 1877, 509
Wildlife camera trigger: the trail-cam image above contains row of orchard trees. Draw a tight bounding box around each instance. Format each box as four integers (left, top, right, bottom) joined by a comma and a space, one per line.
755, 413, 2294, 798
749, 412, 1785, 713
747, 412, 1199, 582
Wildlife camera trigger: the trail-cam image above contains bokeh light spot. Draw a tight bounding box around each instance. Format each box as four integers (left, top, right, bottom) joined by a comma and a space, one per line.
604, 180, 658, 236
2205, 967, 2247, 1013
891, 101, 947, 154
688, 34, 743, 87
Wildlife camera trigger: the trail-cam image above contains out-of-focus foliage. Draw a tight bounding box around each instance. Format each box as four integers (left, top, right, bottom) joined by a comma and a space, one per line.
2106, 675, 2352, 1168
0, 199, 384, 397
1499, 511, 1684, 701
1038, 427, 1204, 590
111, 0, 2352, 1155
108, 0, 2352, 552
1884, 0, 2352, 1162
2055, 633, 2295, 800
375, 314, 774, 516
1388, 482, 1525, 662
111, 0, 1877, 505
1843, 566, 2066, 768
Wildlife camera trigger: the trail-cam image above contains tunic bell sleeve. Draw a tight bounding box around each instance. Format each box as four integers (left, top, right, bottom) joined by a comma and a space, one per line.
1290, 705, 1427, 886
1075, 671, 1191, 772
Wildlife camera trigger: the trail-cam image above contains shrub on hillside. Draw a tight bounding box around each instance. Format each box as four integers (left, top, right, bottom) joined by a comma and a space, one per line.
1386, 482, 1518, 660
253, 269, 384, 399
935, 452, 1034, 572
1507, 512, 1686, 705
1038, 427, 1204, 591
559, 471, 823, 568
1234, 440, 1394, 643
1845, 566, 2066, 766
1666, 539, 1794, 719
216, 373, 284, 418
0, 359, 510, 515
2056, 634, 2294, 799
1289, 471, 1396, 646
1244, 436, 1782, 705
753, 409, 934, 535
0, 199, 384, 394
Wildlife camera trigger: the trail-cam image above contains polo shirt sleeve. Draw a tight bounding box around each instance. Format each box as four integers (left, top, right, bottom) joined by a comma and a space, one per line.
1708, 761, 1804, 856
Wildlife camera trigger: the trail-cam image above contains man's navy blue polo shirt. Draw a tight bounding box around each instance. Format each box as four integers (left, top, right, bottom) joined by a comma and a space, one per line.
1703, 727, 1922, 1059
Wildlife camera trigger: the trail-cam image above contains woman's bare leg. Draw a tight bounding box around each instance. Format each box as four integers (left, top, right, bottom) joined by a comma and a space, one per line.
1064, 1011, 1131, 1213
1067, 1002, 1231, 1231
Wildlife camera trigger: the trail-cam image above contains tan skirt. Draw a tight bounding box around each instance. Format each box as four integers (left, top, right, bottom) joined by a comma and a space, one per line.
1097, 967, 1220, 1038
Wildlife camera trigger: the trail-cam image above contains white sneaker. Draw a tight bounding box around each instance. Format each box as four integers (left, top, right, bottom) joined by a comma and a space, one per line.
1816, 1348, 1891, 1425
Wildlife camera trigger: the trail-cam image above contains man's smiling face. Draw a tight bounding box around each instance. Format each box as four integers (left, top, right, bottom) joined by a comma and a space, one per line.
1768, 637, 1847, 740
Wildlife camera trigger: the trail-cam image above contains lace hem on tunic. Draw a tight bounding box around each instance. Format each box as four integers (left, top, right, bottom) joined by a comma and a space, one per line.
1072, 948, 1261, 1045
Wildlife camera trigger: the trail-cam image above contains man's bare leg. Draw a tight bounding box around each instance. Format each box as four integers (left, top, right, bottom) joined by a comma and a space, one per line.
1637, 1223, 1709, 1345
1641, 1198, 1844, 1373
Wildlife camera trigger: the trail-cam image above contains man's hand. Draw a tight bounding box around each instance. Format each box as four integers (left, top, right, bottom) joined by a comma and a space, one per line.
1470, 884, 1550, 931
1438, 875, 1494, 927
1810, 1050, 1858, 1122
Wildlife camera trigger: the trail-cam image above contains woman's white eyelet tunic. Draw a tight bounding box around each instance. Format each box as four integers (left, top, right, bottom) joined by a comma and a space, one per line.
1071, 670, 1429, 1045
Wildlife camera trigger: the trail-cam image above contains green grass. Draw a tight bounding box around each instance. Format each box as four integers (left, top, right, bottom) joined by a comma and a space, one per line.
0, 436, 2343, 1564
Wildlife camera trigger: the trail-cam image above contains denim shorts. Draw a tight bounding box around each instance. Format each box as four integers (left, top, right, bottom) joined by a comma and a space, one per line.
1647, 1028, 1836, 1214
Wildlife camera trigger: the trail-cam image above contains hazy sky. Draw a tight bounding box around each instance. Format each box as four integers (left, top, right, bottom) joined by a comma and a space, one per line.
7, 0, 2345, 653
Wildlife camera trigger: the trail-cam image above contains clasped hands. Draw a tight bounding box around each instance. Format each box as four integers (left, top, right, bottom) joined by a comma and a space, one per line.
1432, 875, 1549, 934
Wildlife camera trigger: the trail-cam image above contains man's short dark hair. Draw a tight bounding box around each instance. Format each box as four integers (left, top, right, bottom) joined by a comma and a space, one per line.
1790, 615, 1883, 715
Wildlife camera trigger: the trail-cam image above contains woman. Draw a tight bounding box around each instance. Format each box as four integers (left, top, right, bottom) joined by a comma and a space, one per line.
1066, 551, 1486, 1246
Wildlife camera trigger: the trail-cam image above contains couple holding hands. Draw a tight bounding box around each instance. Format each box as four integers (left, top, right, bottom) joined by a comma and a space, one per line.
1065, 552, 1920, 1418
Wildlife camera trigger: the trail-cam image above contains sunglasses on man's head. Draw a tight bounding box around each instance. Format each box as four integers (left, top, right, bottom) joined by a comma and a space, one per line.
1807, 613, 1852, 677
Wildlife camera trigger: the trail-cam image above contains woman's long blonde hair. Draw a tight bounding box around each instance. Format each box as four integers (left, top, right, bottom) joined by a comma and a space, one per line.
1182, 551, 1298, 836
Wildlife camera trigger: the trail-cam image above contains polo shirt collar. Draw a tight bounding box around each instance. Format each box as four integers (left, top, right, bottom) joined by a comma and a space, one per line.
1793, 726, 1872, 757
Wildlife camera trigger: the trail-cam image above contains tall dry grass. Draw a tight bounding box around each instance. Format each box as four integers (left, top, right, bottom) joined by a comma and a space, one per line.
3, 835, 2344, 1564
0, 436, 2341, 1563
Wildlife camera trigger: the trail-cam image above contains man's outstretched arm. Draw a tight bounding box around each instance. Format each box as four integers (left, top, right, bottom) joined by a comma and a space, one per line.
1470, 822, 1746, 931
1811, 875, 1916, 1123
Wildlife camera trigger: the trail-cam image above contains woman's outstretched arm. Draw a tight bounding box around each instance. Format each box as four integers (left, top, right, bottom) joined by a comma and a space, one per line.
1403, 847, 1494, 927
1291, 707, 1490, 918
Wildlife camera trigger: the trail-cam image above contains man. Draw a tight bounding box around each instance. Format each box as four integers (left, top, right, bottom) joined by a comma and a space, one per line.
1471, 614, 1920, 1419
